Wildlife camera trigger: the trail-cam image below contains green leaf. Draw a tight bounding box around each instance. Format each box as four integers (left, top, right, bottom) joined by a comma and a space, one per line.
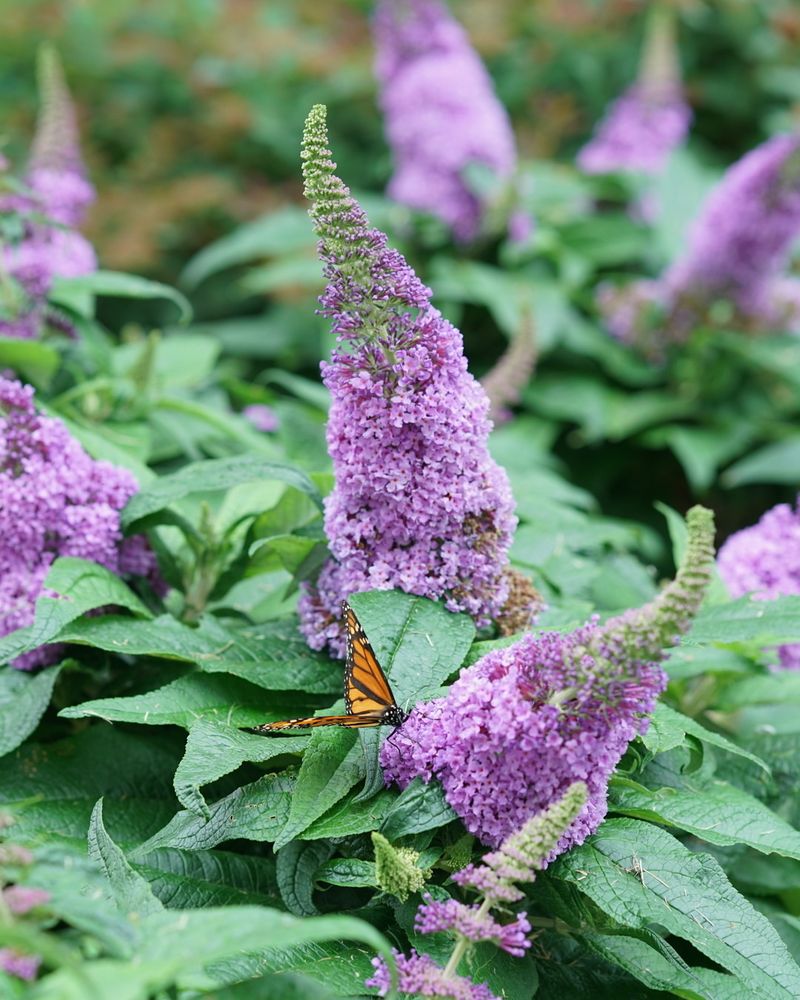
174, 719, 308, 816
131, 772, 297, 855
300, 788, 397, 841
582, 931, 716, 999
276, 840, 334, 915
88, 800, 163, 917
121, 456, 323, 531
723, 438, 800, 487
133, 846, 279, 909
551, 818, 800, 999
274, 729, 364, 849
60, 672, 297, 730
181, 206, 315, 287
203, 973, 341, 1000
314, 858, 377, 889
380, 778, 457, 839
0, 727, 181, 849
718, 672, 800, 710
51, 270, 192, 323
0, 664, 62, 758
0, 335, 59, 386
611, 774, 800, 858
689, 596, 800, 645
0, 557, 151, 665
640, 703, 769, 772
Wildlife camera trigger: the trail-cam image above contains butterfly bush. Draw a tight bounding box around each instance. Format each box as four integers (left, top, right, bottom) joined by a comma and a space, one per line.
601, 134, 800, 351
578, 6, 690, 179
0, 46, 96, 341
718, 498, 800, 670
382, 506, 715, 849
297, 105, 519, 656
366, 783, 587, 999
373, 0, 518, 243
0, 376, 160, 670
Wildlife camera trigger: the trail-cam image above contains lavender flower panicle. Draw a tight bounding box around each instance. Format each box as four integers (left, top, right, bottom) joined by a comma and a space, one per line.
0, 376, 161, 670
366, 949, 499, 999
602, 135, 800, 348
297, 105, 518, 655
0, 46, 95, 340
578, 6, 690, 177
382, 507, 715, 850
718, 498, 800, 670
373, 0, 517, 243
0, 948, 41, 982
242, 403, 279, 433
415, 894, 531, 957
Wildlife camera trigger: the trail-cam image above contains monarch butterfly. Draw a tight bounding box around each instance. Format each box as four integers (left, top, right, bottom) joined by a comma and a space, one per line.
247, 601, 408, 733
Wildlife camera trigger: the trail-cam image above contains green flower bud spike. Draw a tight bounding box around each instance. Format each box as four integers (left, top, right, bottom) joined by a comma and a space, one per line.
372, 831, 431, 903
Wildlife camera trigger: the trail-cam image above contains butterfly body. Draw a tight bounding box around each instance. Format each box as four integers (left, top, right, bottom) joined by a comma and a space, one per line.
248, 602, 408, 734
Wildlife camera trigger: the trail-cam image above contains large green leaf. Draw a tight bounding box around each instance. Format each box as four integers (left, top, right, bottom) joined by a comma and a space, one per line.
276, 840, 334, 915
131, 773, 297, 856
121, 456, 322, 531
88, 800, 164, 918
60, 673, 304, 730
174, 720, 308, 816
611, 774, 800, 858
717, 672, 800, 710
0, 558, 151, 666
0, 727, 181, 849
0, 663, 63, 758
53, 613, 339, 695
380, 778, 457, 839
640, 703, 769, 772
689, 596, 800, 645
0, 335, 59, 386
134, 847, 279, 909
723, 438, 800, 487
274, 729, 364, 849
51, 270, 192, 323
299, 788, 397, 841
551, 818, 800, 999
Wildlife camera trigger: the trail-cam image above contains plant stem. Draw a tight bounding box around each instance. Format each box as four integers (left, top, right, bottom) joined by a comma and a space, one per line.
441, 897, 492, 981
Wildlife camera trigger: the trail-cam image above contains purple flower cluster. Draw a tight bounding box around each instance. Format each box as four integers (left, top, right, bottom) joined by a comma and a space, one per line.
0, 47, 96, 341
373, 0, 517, 243
366, 949, 499, 1000
602, 135, 800, 348
297, 105, 518, 655
0, 376, 160, 670
382, 506, 715, 849
2, 886, 50, 915
578, 85, 691, 177
0, 949, 41, 982
718, 498, 800, 670
415, 894, 531, 957
242, 403, 279, 433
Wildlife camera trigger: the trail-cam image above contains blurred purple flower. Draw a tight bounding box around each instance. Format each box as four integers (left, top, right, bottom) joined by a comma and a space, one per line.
382, 506, 714, 849
0, 949, 41, 981
718, 498, 800, 669
0, 46, 95, 340
2, 886, 51, 915
578, 85, 690, 177
242, 403, 279, 433
297, 105, 518, 655
0, 376, 161, 670
373, 0, 517, 242
602, 135, 800, 349
366, 949, 499, 1000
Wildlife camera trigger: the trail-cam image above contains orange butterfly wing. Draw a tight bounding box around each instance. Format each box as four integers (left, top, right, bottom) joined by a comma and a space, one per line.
248, 601, 406, 734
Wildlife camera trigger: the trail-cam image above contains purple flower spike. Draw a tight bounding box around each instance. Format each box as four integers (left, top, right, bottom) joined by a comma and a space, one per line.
718, 498, 800, 669
242, 403, 279, 433
297, 105, 518, 655
382, 507, 715, 849
366, 948, 500, 999
601, 135, 800, 349
2, 885, 50, 915
0, 949, 41, 982
415, 894, 531, 956
373, 0, 517, 242
0, 376, 161, 670
578, 6, 690, 178
0, 47, 96, 340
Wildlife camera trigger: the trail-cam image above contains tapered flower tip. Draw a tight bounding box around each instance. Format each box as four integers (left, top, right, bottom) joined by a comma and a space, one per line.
30, 44, 83, 175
